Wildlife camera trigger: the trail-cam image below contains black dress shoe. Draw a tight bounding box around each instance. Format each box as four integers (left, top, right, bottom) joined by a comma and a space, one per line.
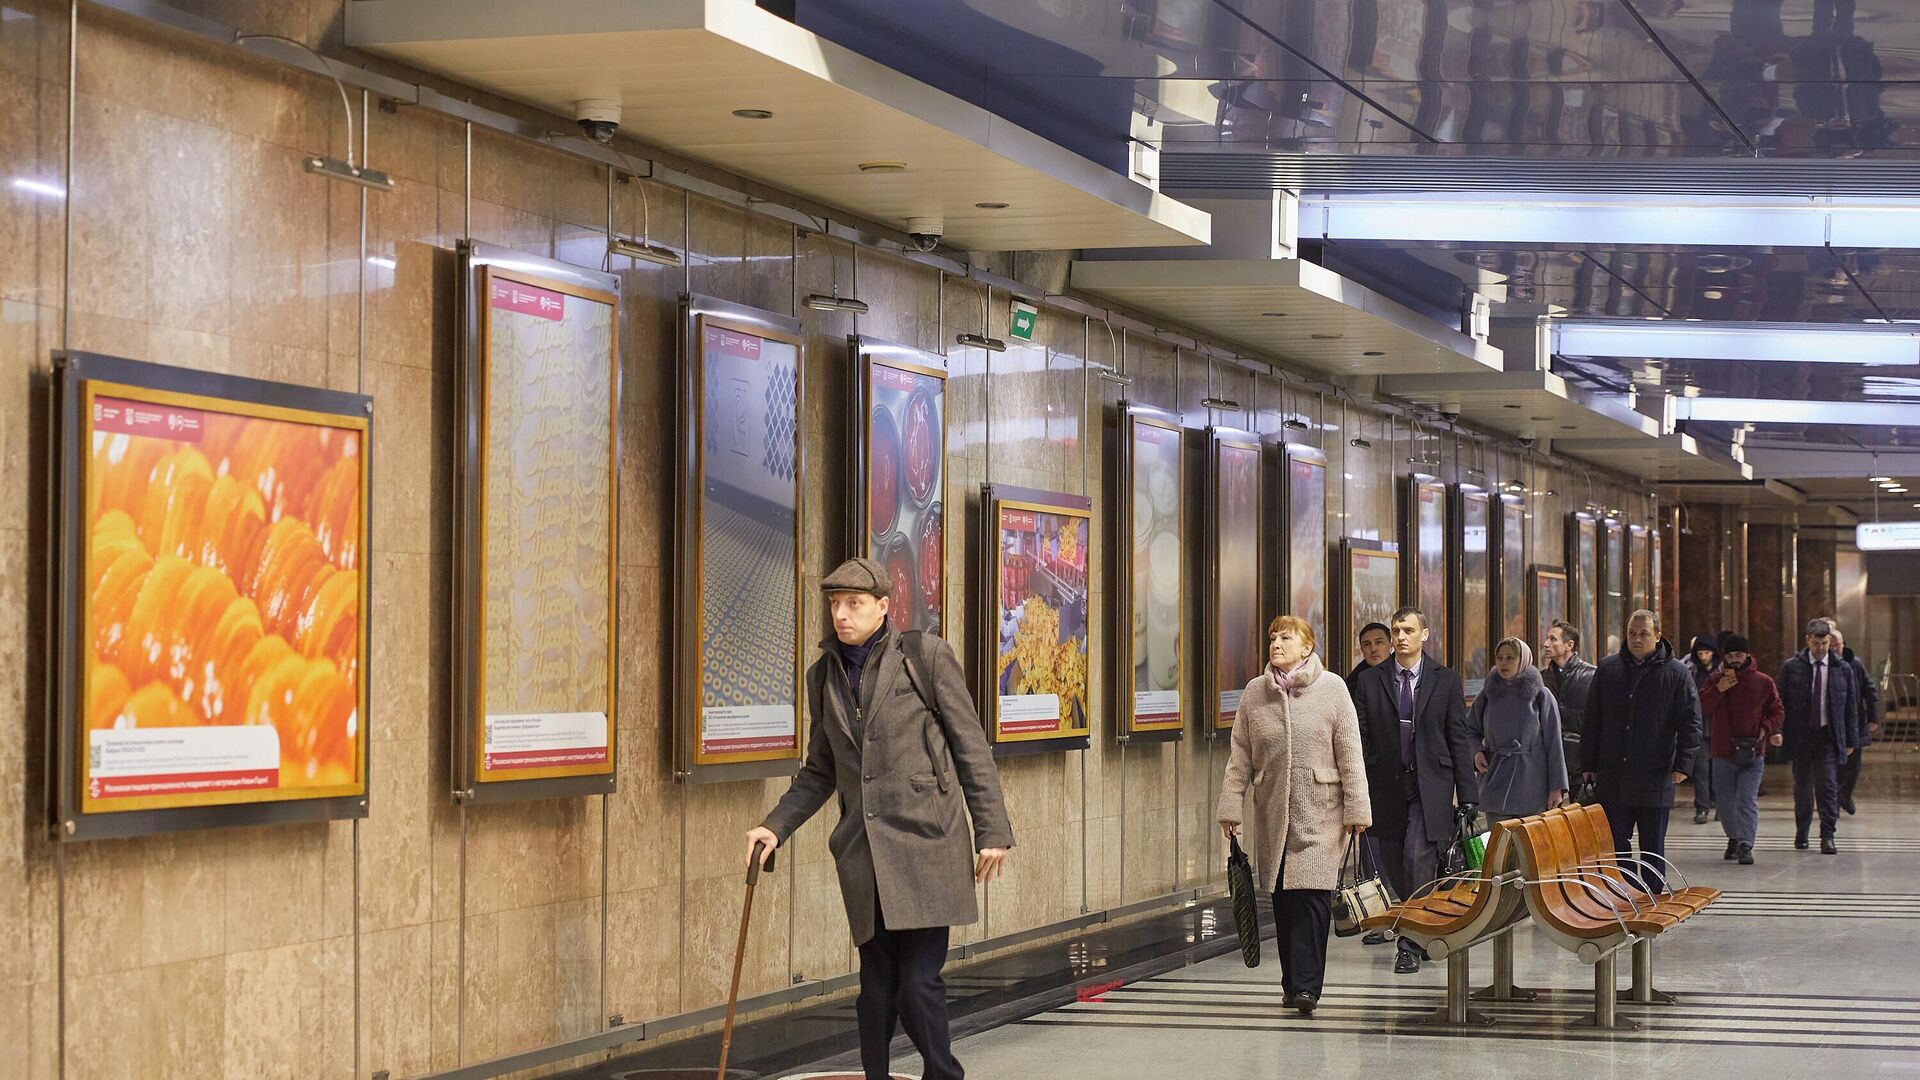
1281, 992, 1300, 1010
1738, 844, 1755, 865
1724, 839, 1738, 860
1822, 837, 1838, 855
1394, 951, 1421, 974
1362, 930, 1389, 946
1295, 993, 1318, 1015
1693, 809, 1711, 824
1795, 835, 1810, 850
1842, 794, 1856, 815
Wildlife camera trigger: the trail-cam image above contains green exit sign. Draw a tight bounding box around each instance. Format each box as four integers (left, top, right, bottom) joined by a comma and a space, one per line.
1009, 300, 1038, 341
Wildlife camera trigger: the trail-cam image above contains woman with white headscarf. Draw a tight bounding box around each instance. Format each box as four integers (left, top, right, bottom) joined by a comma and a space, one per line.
1469, 636, 1569, 823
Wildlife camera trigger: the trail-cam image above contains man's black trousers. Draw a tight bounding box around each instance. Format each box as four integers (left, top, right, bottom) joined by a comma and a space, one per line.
857, 917, 961, 1080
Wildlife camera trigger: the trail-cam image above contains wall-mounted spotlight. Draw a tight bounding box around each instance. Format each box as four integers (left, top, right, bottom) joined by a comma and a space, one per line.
304, 155, 394, 192
1348, 436, 1372, 449
1202, 396, 1241, 410
609, 236, 683, 268
1283, 418, 1309, 431
956, 333, 1006, 352
804, 291, 869, 314
1098, 371, 1133, 386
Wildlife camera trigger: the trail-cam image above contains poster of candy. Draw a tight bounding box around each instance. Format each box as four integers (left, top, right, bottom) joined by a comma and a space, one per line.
1570, 513, 1599, 663
986, 485, 1092, 749
1531, 566, 1568, 648
459, 252, 620, 801
1284, 444, 1328, 650
1120, 409, 1183, 739
1602, 518, 1627, 655
53, 352, 371, 838
1457, 486, 1491, 700
675, 300, 807, 781
1342, 540, 1401, 675
1499, 496, 1527, 641
855, 340, 946, 636
1628, 524, 1651, 613
1402, 474, 1449, 666
1209, 430, 1262, 731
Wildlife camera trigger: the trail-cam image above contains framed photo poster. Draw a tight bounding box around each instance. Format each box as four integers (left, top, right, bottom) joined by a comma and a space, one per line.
1208, 428, 1263, 732
1401, 473, 1449, 666
50, 352, 371, 840
1281, 442, 1329, 649
455, 244, 619, 803
1456, 485, 1492, 700
1602, 517, 1627, 655
1628, 523, 1651, 613
675, 297, 807, 783
982, 484, 1092, 753
1569, 512, 1599, 664
1497, 495, 1528, 642
852, 337, 946, 636
1114, 406, 1184, 742
1531, 565, 1568, 648
1342, 539, 1401, 675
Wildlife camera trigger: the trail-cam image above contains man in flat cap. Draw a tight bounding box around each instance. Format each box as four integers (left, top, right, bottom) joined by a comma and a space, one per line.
747, 557, 1012, 1080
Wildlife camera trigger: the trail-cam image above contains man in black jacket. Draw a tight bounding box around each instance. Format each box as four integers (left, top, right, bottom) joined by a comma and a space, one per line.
1347, 621, 1392, 689
1828, 626, 1880, 816
1580, 610, 1702, 893
1541, 619, 1597, 798
1352, 606, 1479, 974
1777, 618, 1861, 853
1681, 634, 1722, 824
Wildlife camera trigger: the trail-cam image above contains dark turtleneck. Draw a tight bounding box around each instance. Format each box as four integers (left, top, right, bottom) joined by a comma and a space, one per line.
837, 618, 891, 705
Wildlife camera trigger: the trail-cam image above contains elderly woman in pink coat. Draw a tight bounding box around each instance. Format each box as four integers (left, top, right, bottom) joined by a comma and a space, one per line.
1218, 614, 1372, 1015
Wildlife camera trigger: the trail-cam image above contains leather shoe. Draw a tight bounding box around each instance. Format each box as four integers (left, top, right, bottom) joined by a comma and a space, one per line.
1821, 837, 1838, 855
1842, 794, 1856, 815
1294, 993, 1318, 1015
1394, 951, 1421, 975
1693, 809, 1710, 824
1362, 931, 1389, 946
1281, 992, 1300, 1010
1737, 844, 1754, 865
1724, 839, 1738, 860
1794, 835, 1810, 850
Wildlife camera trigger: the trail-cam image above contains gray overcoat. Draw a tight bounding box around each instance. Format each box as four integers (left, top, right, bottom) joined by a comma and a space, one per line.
761, 630, 1014, 946
1215, 654, 1373, 892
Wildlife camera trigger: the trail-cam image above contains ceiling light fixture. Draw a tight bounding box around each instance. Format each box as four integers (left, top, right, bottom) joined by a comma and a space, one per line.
1311, 333, 1344, 340
1557, 319, 1919, 366
804, 292, 869, 314
1284, 418, 1309, 431
1348, 436, 1373, 449
608, 236, 683, 267
731, 108, 773, 120
956, 332, 1006, 352
1870, 475, 1892, 483
857, 161, 907, 173
1202, 396, 1241, 410
1675, 397, 1918, 426
232, 33, 393, 193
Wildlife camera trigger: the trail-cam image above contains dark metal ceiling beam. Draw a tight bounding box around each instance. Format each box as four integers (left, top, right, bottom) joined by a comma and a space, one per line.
1613, 0, 1756, 157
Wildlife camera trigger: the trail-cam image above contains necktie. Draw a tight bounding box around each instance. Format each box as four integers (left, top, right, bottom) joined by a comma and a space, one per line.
1398, 668, 1415, 765
1815, 661, 1826, 728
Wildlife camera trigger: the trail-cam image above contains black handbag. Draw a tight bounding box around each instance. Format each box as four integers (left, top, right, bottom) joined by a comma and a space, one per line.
1731, 735, 1761, 767
1226, 835, 1261, 967
1574, 777, 1599, 805
1332, 836, 1393, 938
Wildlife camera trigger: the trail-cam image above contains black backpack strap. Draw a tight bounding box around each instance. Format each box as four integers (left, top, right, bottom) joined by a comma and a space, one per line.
898, 630, 953, 794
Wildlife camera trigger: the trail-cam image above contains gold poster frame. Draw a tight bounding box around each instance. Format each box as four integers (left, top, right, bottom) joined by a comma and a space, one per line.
1531, 565, 1569, 649
1117, 407, 1185, 741
984, 488, 1094, 751
1208, 429, 1263, 732
1341, 538, 1401, 676
1401, 472, 1449, 666
854, 342, 949, 638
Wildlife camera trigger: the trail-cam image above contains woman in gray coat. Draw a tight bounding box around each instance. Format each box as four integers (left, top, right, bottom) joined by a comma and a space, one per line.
1217, 615, 1371, 1016
1470, 637, 1569, 823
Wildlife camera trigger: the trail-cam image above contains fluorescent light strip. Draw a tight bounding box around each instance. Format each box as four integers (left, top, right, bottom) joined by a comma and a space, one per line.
1676, 397, 1920, 426
1557, 321, 1920, 367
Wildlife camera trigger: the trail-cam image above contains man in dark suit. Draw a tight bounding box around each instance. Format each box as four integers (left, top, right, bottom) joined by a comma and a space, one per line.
1352, 605, 1479, 973
1828, 626, 1880, 816
1777, 618, 1861, 853
1347, 621, 1392, 688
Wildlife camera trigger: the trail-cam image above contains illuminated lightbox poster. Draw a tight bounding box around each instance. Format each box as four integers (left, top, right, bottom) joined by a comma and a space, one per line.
1569, 513, 1599, 669
1532, 566, 1568, 648
1499, 496, 1528, 641
1119, 408, 1184, 740
985, 485, 1092, 751
1343, 539, 1401, 675
854, 339, 946, 636
676, 299, 806, 781
52, 352, 371, 839
1602, 518, 1627, 655
1284, 443, 1329, 650
458, 247, 620, 801
1628, 524, 1651, 613
1210, 430, 1263, 731
1403, 474, 1449, 666
1458, 485, 1492, 700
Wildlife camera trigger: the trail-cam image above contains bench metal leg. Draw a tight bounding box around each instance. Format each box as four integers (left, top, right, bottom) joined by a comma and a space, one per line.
1420, 951, 1496, 1027
1569, 953, 1639, 1030
1471, 931, 1541, 1002
1629, 938, 1678, 1004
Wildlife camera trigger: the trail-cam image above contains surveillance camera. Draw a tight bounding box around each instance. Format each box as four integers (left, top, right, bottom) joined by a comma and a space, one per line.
905, 216, 944, 252
1439, 409, 1460, 423
1518, 435, 1538, 450
574, 98, 622, 145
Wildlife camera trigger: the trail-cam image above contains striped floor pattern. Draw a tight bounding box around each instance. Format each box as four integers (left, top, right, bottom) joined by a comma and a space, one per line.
1020, 976, 1920, 1052
1695, 891, 1920, 919
1667, 835, 1920, 853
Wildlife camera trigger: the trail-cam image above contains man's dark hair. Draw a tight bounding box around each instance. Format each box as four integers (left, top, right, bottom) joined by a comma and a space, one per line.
1550, 619, 1581, 651
1806, 617, 1833, 638
1358, 622, 1391, 641
1390, 606, 1428, 630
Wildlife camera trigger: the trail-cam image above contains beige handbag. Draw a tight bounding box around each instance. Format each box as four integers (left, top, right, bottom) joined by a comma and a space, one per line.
1332, 836, 1394, 937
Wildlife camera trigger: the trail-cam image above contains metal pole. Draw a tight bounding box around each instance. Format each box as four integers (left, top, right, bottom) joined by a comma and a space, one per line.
1493, 932, 1514, 999
1594, 953, 1617, 1028
1447, 952, 1470, 1023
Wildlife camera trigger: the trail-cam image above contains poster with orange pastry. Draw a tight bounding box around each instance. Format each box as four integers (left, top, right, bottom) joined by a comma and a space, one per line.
77, 375, 369, 816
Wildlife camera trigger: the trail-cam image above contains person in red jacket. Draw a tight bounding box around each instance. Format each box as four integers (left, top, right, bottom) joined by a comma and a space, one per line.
1696, 634, 1784, 865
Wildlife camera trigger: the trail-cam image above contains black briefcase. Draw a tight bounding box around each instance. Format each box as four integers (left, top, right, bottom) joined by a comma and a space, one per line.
1226, 835, 1261, 967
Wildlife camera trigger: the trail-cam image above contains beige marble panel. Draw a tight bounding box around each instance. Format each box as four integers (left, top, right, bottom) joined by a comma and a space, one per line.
462, 796, 602, 916
684, 194, 748, 302
316, 934, 355, 1080
475, 897, 601, 1060
617, 404, 670, 571
353, 177, 444, 375
64, 956, 224, 1080
0, 75, 63, 308
604, 883, 681, 1023
223, 940, 326, 1079
0, 0, 67, 86
985, 822, 1072, 936
221, 823, 328, 954
1121, 806, 1176, 901
789, 855, 853, 985
363, 922, 434, 1078
605, 780, 677, 896
360, 737, 433, 933
680, 869, 790, 1013
364, 358, 438, 557
682, 778, 783, 883
428, 917, 460, 1071
1085, 815, 1120, 912
368, 551, 430, 744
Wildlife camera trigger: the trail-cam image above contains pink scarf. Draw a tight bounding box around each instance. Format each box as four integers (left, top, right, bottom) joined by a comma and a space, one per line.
1269, 662, 1310, 698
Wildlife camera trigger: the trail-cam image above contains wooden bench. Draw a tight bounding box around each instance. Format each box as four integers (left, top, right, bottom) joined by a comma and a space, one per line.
1359, 824, 1531, 1026
1510, 804, 1722, 1028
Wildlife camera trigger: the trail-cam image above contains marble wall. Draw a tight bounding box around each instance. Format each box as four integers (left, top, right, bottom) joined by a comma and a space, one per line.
0, 5, 1692, 1079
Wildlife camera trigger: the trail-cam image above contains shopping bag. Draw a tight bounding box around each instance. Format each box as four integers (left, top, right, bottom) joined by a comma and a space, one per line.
1226, 835, 1261, 967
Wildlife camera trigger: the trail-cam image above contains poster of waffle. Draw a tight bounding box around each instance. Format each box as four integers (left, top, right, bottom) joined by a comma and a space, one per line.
695, 318, 803, 764
992, 491, 1092, 744
475, 268, 617, 784
78, 379, 369, 815
863, 353, 945, 635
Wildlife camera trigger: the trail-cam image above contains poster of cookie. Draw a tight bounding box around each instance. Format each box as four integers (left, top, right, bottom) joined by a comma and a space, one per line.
988, 487, 1092, 746
859, 346, 946, 636
1125, 412, 1182, 735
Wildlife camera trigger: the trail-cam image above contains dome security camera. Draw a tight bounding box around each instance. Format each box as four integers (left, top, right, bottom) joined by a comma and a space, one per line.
905, 216, 944, 252
575, 98, 622, 144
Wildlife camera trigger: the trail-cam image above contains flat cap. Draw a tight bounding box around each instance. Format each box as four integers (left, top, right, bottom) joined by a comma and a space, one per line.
821, 556, 890, 597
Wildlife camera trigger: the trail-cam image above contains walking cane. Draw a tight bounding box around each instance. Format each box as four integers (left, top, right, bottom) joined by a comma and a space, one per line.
717, 840, 776, 1080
